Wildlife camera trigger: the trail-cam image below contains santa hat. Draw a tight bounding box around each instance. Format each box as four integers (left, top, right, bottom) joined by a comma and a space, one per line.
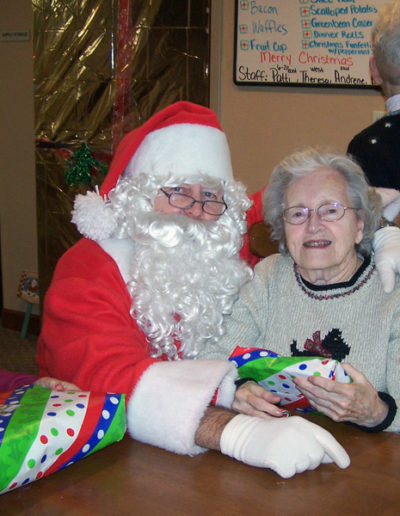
72, 101, 234, 241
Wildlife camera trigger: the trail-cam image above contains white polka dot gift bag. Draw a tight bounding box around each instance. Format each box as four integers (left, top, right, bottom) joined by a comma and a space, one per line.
229, 346, 351, 412
0, 385, 126, 494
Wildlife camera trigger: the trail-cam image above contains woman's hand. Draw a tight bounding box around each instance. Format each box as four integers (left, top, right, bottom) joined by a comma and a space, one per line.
293, 363, 388, 427
34, 377, 80, 391
232, 381, 285, 419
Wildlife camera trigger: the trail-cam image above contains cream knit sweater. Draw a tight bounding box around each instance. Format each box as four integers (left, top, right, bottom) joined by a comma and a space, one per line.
199, 254, 400, 432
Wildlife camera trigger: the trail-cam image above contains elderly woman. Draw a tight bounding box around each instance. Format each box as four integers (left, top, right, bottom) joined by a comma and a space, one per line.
198, 147, 399, 433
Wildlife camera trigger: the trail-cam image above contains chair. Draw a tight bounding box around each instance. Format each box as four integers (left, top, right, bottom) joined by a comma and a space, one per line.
17, 271, 39, 339
248, 221, 279, 258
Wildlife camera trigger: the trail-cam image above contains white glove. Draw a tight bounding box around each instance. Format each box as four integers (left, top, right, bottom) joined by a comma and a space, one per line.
373, 226, 400, 293
383, 198, 400, 221
220, 414, 350, 479
375, 187, 400, 221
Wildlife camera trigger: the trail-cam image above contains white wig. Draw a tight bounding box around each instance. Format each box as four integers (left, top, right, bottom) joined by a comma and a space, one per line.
106, 172, 253, 359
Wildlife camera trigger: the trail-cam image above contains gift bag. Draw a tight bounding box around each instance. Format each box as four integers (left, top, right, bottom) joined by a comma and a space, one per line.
229, 346, 351, 411
0, 384, 126, 495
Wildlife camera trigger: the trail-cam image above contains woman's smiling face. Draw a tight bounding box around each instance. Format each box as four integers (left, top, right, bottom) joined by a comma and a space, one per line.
284, 167, 364, 284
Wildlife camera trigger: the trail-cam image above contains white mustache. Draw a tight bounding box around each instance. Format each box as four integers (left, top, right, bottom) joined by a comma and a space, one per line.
146, 213, 217, 248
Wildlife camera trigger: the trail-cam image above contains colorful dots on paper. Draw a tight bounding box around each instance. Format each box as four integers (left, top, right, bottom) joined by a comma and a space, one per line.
0, 387, 125, 495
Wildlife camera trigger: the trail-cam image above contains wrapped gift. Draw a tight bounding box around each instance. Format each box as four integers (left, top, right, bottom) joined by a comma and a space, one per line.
0, 384, 126, 495
229, 346, 351, 411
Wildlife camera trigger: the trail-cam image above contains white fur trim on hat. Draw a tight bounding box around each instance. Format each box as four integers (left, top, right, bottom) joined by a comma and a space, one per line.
124, 123, 233, 182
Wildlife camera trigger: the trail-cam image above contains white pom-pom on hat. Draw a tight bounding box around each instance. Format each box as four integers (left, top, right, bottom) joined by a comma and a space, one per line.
71, 189, 117, 241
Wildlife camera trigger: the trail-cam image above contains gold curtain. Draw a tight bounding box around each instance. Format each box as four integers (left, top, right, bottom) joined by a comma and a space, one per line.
33, 0, 210, 301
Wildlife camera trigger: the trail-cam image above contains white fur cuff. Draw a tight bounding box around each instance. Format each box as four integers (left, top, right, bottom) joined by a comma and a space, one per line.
126, 359, 237, 455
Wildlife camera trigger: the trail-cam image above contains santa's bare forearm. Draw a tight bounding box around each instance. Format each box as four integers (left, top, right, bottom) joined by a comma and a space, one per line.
195, 406, 237, 450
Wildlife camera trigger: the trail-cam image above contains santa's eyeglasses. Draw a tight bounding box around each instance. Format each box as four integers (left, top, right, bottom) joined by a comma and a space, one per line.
160, 189, 228, 216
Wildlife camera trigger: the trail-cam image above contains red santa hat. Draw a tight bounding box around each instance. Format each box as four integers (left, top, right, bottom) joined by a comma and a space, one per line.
72, 101, 234, 241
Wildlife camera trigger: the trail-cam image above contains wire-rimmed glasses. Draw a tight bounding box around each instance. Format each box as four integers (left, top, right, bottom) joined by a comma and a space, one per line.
283, 202, 357, 225
160, 188, 228, 216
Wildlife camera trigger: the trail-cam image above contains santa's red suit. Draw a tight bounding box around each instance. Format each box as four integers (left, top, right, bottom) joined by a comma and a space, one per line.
37, 102, 263, 455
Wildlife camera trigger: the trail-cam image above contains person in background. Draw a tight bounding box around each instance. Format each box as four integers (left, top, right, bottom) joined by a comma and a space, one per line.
348, 0, 400, 194
37, 102, 352, 478
199, 147, 400, 434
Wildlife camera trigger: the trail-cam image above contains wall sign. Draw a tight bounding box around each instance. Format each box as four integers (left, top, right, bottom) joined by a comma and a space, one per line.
234, 0, 387, 88
0, 30, 30, 42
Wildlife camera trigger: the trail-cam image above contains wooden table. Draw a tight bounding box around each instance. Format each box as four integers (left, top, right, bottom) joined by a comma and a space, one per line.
1, 415, 399, 515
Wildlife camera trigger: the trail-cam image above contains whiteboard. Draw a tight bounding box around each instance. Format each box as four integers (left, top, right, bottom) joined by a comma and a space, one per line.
234, 0, 387, 88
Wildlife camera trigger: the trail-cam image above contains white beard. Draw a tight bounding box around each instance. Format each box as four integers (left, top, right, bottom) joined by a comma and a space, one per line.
126, 211, 252, 360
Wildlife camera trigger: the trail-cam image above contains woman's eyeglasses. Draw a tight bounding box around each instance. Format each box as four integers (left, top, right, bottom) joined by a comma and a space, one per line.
283, 202, 357, 225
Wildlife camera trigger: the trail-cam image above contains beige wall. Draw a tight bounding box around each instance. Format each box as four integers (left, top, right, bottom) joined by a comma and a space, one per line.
211, 1, 385, 194
0, 0, 38, 315
0, 0, 387, 314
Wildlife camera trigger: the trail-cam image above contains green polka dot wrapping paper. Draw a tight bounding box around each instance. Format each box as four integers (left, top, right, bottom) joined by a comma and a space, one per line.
0, 385, 126, 494
229, 346, 351, 412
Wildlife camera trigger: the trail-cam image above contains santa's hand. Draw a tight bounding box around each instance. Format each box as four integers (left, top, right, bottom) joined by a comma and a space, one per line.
220, 414, 350, 478
373, 226, 400, 293
375, 187, 400, 221
34, 377, 80, 391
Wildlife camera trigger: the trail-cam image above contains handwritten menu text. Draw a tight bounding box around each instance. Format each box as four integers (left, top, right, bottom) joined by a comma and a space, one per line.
235, 0, 387, 87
